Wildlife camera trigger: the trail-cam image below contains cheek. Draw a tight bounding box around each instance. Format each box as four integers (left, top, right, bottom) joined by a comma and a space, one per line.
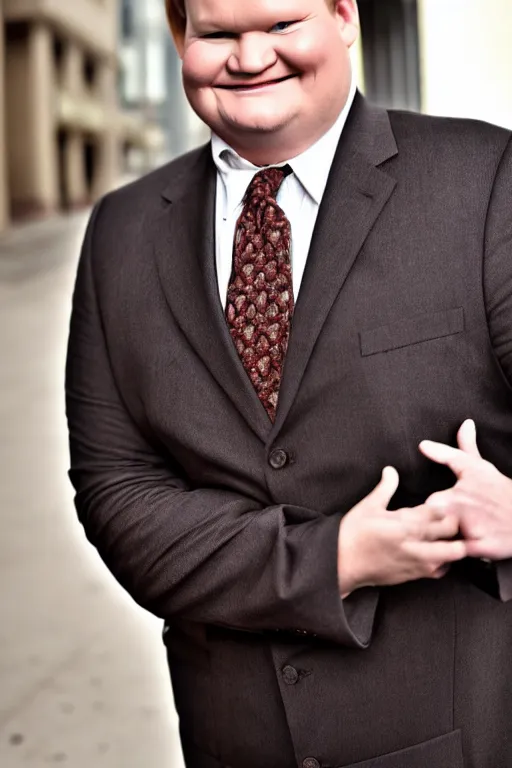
182, 42, 227, 88
280, 29, 343, 76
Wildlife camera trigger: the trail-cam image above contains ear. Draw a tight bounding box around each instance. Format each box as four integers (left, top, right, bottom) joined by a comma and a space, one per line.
333, 0, 360, 48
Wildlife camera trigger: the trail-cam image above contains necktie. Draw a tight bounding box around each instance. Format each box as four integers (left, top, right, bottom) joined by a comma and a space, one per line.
225, 166, 294, 422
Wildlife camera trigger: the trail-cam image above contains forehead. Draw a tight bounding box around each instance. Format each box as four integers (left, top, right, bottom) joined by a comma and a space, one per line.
186, 0, 320, 27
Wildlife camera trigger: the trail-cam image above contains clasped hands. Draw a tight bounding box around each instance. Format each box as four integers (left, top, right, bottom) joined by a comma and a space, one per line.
338, 420, 512, 597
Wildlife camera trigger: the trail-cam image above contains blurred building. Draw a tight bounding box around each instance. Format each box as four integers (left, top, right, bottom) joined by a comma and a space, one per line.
1, 0, 118, 225
0, 0, 165, 233
357, 0, 421, 111
357, 0, 512, 129
2, 0, 512, 233
119, 0, 207, 171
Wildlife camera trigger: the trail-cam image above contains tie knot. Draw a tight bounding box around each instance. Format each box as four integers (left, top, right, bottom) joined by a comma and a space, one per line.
244, 165, 292, 204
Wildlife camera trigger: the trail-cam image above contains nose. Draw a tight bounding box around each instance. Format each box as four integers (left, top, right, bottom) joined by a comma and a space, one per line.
227, 33, 277, 76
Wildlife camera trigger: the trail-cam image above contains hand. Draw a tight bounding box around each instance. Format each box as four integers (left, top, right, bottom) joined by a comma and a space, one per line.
337, 467, 467, 597
419, 419, 512, 561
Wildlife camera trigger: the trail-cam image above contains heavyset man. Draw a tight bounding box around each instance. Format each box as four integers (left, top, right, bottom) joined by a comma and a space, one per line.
66, 1, 512, 765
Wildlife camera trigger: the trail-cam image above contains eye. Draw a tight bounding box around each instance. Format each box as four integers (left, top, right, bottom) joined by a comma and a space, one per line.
270, 20, 298, 33
201, 31, 237, 40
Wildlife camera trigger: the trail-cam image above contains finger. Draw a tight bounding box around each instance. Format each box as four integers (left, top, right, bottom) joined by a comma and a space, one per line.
401, 509, 459, 541
423, 514, 460, 541
464, 539, 485, 557
425, 491, 464, 523
432, 564, 451, 579
418, 439, 471, 478
408, 539, 467, 563
399, 508, 429, 540
457, 419, 481, 458
372, 466, 399, 507
425, 491, 451, 513
399, 503, 447, 525
464, 539, 496, 560
399, 506, 448, 539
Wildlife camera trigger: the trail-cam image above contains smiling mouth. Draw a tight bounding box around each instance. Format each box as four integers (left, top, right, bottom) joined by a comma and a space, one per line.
215, 74, 299, 91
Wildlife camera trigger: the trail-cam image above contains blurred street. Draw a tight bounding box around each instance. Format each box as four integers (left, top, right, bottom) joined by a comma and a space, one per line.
0, 213, 185, 767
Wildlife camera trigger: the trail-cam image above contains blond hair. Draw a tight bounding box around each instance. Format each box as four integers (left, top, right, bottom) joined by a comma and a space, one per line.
165, 0, 187, 44
164, 0, 338, 46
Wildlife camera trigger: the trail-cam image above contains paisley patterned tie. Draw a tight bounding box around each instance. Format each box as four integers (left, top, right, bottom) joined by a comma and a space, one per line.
225, 166, 294, 422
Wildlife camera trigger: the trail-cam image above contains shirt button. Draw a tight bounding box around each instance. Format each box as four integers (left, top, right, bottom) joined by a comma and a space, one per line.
268, 448, 289, 469
303, 759, 321, 768
282, 665, 299, 685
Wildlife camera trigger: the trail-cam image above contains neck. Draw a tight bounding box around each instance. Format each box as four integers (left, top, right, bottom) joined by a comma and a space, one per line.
217, 121, 336, 167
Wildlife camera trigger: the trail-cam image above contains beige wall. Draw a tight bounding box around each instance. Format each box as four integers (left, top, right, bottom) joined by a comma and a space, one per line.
4, 0, 117, 58
3, 0, 121, 221
418, 0, 512, 128
5, 31, 32, 211
93, 60, 119, 198
6, 22, 59, 217
62, 40, 84, 94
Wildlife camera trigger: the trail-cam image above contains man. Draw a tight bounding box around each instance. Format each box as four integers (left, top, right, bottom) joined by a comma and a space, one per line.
65, 0, 512, 765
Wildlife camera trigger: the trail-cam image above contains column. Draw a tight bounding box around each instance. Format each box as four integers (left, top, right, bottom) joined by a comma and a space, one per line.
62, 40, 83, 95
418, 0, 512, 128
64, 131, 88, 208
94, 59, 120, 197
8, 22, 59, 218
28, 22, 59, 214
60, 42, 89, 207
95, 129, 119, 198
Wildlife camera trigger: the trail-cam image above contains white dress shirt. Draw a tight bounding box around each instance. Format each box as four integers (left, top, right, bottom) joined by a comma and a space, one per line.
211, 78, 357, 308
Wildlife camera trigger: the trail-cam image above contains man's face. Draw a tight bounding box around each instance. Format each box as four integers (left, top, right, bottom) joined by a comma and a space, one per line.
179, 0, 359, 160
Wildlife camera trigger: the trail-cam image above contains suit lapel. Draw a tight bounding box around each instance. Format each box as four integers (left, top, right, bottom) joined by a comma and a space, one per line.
153, 145, 272, 442
271, 94, 399, 437
153, 95, 398, 443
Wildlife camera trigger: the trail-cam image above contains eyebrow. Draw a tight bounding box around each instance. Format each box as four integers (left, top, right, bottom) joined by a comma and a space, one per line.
191, 9, 300, 34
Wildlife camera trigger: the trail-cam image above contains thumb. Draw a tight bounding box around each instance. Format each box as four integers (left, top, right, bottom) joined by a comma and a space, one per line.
371, 466, 399, 508
457, 419, 481, 458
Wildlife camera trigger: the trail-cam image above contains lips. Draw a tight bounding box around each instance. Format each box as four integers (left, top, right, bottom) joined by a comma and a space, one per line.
215, 74, 299, 91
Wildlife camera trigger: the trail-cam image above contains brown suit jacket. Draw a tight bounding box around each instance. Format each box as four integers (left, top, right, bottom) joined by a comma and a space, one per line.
66, 94, 512, 768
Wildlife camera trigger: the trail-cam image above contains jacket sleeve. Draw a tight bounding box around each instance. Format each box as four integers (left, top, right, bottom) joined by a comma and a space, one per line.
66, 199, 379, 648
483, 132, 512, 603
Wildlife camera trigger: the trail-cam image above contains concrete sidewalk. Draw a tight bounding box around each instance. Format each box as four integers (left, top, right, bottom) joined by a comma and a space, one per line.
0, 213, 185, 767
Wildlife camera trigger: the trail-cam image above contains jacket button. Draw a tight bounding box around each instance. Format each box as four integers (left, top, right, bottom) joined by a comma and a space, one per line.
303, 759, 320, 768
282, 665, 299, 685
269, 448, 289, 469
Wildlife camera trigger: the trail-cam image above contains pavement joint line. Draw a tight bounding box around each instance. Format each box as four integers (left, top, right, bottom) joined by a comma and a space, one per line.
0, 629, 103, 733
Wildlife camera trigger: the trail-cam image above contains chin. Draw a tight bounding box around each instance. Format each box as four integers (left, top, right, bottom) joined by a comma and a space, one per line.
230, 120, 287, 134
221, 108, 295, 136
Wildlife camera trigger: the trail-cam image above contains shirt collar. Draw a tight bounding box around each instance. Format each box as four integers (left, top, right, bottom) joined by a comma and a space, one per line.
211, 76, 357, 205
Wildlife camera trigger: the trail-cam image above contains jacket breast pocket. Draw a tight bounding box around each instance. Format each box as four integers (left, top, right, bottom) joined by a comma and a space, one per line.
359, 307, 464, 357
340, 729, 463, 768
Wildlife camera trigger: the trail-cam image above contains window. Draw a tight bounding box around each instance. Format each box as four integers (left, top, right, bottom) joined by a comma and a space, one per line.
120, 46, 141, 103
83, 55, 97, 89
359, 0, 421, 112
121, 0, 135, 40
145, 39, 166, 102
